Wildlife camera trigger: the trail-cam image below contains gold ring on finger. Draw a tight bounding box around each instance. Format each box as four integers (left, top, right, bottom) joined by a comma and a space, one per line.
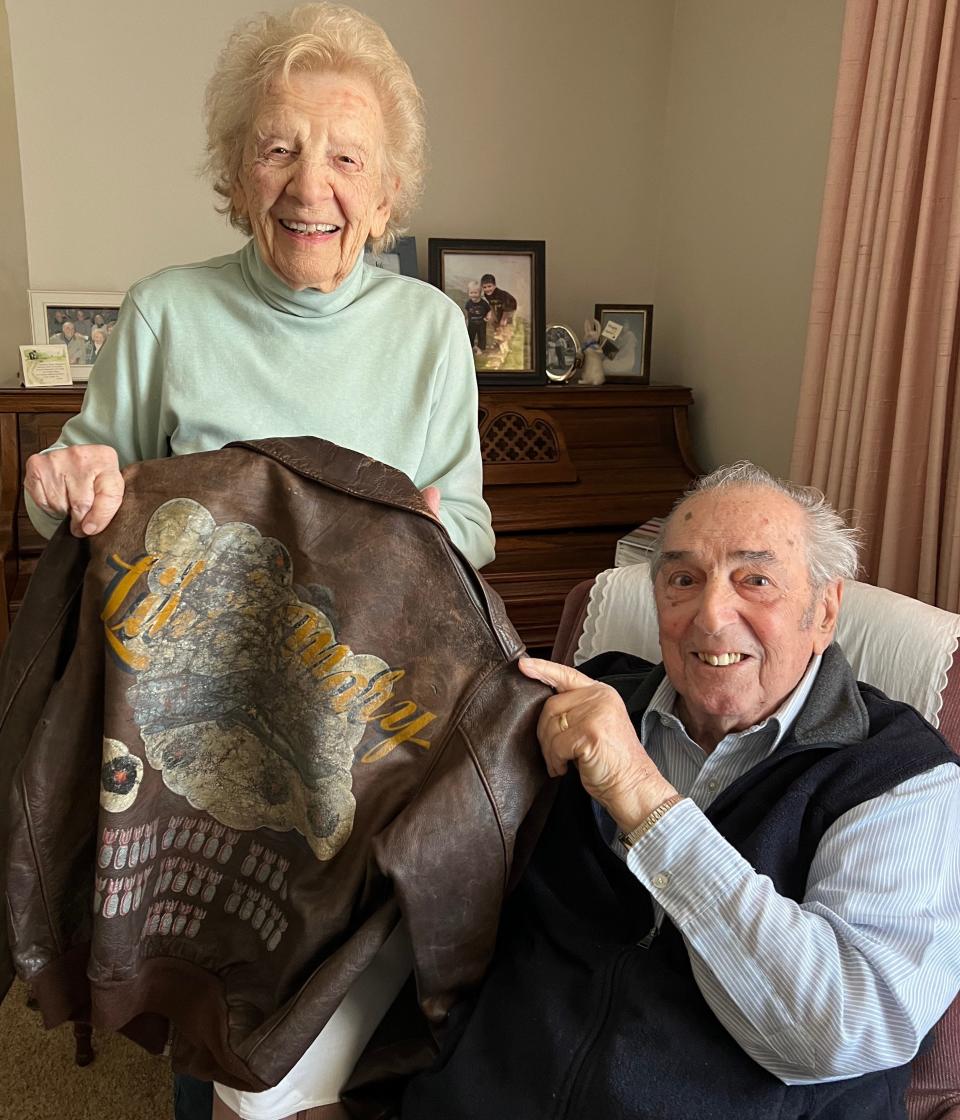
558, 711, 569, 732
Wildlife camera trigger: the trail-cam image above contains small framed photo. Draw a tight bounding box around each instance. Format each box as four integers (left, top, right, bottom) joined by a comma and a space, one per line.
363, 235, 418, 278
593, 303, 654, 383
429, 238, 546, 385
29, 289, 125, 383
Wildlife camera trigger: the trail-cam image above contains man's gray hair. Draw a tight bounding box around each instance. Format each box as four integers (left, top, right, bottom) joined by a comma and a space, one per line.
649, 461, 861, 589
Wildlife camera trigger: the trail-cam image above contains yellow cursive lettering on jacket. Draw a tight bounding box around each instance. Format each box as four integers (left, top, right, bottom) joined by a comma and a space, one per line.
101, 554, 159, 621
280, 608, 437, 756
103, 541, 437, 761
102, 555, 207, 669
361, 703, 436, 763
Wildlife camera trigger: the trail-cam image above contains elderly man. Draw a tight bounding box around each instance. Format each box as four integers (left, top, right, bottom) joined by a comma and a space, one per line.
50, 319, 90, 366
403, 462, 960, 1120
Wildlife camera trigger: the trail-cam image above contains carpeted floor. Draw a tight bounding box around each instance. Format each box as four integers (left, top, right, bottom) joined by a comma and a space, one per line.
0, 980, 172, 1119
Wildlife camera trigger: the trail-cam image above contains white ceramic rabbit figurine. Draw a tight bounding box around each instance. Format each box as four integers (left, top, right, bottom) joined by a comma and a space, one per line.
579, 318, 606, 385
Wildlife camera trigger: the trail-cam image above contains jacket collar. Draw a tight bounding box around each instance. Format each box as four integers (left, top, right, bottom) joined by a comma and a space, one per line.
229, 436, 435, 519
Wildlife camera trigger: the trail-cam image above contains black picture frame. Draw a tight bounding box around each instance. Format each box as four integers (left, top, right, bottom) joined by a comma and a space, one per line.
429, 238, 546, 385
593, 303, 654, 383
363, 235, 418, 278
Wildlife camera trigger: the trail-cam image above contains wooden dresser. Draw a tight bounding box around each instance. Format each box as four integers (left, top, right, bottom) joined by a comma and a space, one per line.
0, 384, 698, 650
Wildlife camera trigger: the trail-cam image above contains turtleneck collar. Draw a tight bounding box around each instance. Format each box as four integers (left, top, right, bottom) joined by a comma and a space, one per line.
239, 239, 365, 318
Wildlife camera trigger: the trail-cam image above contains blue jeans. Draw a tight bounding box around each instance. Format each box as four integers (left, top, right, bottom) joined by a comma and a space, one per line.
173, 1072, 214, 1120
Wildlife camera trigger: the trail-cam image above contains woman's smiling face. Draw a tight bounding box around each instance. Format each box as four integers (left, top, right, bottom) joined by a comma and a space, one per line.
233, 69, 394, 292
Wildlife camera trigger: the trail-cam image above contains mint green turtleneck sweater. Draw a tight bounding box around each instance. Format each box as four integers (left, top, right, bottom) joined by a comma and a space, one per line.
28, 241, 495, 567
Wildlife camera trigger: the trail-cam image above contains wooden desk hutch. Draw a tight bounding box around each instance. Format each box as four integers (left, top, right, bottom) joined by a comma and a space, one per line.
0, 384, 698, 651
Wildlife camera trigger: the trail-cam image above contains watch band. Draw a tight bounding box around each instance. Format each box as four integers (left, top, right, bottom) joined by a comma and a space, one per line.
618, 793, 685, 849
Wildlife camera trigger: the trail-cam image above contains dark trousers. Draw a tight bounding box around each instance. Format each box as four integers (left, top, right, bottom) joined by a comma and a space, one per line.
174, 1072, 213, 1120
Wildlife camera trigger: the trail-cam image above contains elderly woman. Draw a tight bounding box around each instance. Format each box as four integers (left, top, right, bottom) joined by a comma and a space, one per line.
25, 3, 493, 575
23, 6, 493, 1120
88, 325, 108, 361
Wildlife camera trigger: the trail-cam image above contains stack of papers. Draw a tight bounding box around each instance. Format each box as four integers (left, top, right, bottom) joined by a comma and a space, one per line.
615, 517, 665, 567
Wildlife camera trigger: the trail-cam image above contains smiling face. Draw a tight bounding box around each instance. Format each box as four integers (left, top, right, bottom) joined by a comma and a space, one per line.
654, 486, 841, 752
232, 69, 394, 293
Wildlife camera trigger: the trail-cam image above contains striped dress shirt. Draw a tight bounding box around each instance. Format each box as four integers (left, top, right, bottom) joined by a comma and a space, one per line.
597, 654, 960, 1084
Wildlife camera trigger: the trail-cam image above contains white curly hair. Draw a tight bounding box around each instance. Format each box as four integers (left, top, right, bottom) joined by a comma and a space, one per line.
202, 3, 426, 252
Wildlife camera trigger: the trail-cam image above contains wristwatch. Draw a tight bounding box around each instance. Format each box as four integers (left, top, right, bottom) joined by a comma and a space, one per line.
618, 793, 685, 849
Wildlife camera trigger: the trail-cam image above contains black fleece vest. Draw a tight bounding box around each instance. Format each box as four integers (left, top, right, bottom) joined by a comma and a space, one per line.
403, 651, 956, 1120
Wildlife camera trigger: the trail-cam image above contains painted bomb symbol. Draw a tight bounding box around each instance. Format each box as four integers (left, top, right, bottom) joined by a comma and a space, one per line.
201, 871, 222, 904
98, 828, 118, 869
162, 818, 180, 850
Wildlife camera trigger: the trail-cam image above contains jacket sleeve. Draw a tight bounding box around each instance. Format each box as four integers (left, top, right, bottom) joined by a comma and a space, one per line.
371, 662, 551, 1023
0, 528, 91, 998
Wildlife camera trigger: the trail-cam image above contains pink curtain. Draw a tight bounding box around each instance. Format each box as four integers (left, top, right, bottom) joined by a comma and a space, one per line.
790, 0, 960, 609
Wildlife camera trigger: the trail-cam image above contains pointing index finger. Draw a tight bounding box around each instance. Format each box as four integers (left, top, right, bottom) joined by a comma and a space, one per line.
518, 656, 594, 693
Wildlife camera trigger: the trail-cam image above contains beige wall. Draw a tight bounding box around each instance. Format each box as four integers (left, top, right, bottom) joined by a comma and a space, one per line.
0, 0, 28, 388
1, 0, 845, 475
655, 0, 844, 475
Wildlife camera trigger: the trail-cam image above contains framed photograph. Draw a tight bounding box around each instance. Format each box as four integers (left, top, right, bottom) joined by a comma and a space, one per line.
29, 289, 125, 383
593, 303, 654, 383
363, 235, 418, 278
429, 238, 546, 385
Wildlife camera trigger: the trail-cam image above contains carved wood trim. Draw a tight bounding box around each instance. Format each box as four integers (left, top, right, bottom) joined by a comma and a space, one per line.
479, 403, 578, 486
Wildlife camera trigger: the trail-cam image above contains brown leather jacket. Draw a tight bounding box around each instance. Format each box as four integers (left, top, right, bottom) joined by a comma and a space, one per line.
0, 437, 551, 1091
